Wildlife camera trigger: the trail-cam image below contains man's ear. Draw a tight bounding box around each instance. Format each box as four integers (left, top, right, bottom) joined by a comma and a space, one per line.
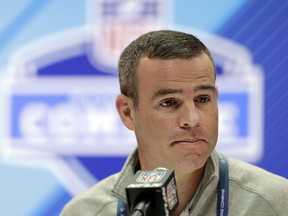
115, 94, 135, 131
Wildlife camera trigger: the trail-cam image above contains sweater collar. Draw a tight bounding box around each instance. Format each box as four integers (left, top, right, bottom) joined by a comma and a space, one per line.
112, 149, 219, 201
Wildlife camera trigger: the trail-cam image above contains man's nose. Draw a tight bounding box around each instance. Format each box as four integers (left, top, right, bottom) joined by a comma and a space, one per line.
178, 102, 200, 129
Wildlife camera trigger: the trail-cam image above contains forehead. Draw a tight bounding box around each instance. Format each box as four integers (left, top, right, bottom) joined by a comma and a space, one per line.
136, 53, 216, 90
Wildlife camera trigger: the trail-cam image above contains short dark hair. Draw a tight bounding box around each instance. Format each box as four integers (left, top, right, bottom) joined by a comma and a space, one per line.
118, 30, 216, 108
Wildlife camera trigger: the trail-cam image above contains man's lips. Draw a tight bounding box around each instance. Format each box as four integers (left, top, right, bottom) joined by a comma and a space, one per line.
171, 138, 205, 146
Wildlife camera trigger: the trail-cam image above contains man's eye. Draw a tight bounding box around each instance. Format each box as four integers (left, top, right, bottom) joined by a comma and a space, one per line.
196, 96, 211, 103
160, 99, 177, 107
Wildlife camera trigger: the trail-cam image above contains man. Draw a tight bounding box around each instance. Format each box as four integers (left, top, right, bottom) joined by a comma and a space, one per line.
61, 30, 288, 215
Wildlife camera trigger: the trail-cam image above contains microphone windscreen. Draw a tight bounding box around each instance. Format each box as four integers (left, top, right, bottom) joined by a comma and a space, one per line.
125, 168, 179, 215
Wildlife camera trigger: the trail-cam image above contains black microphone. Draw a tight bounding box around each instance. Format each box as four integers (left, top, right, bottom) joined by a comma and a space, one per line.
125, 168, 179, 216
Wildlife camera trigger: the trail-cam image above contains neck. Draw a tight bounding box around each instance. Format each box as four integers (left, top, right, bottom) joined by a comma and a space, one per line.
173, 167, 205, 216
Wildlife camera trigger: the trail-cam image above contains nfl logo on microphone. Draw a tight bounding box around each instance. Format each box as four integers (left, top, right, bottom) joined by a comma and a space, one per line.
136, 170, 166, 183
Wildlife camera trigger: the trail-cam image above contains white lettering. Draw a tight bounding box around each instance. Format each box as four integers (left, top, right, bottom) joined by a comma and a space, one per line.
219, 103, 239, 137
18, 99, 132, 146
220, 188, 225, 216
20, 103, 49, 145
162, 187, 169, 216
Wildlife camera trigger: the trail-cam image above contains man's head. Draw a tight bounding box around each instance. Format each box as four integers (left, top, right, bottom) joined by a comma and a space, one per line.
118, 30, 216, 109
116, 30, 218, 173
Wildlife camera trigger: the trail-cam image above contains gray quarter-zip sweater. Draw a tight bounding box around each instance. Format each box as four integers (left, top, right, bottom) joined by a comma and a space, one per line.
61, 150, 288, 216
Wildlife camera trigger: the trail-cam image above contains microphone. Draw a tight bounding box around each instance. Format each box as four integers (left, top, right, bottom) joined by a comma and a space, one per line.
125, 168, 179, 216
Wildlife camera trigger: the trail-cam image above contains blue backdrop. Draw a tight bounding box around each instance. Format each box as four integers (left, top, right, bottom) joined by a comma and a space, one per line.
0, 1, 287, 216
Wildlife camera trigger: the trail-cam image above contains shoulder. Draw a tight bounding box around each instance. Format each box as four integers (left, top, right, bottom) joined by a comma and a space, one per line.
228, 157, 288, 188
227, 157, 288, 214
60, 173, 120, 216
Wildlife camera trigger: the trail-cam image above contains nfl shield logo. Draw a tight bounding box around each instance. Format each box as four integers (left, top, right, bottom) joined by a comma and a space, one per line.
136, 170, 166, 183
87, 0, 172, 70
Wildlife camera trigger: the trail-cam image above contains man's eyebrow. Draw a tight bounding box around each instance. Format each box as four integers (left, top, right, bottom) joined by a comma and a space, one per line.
195, 84, 217, 92
151, 89, 182, 100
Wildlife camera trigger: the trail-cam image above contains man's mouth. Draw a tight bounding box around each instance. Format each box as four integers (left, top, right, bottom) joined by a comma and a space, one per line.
171, 138, 205, 146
